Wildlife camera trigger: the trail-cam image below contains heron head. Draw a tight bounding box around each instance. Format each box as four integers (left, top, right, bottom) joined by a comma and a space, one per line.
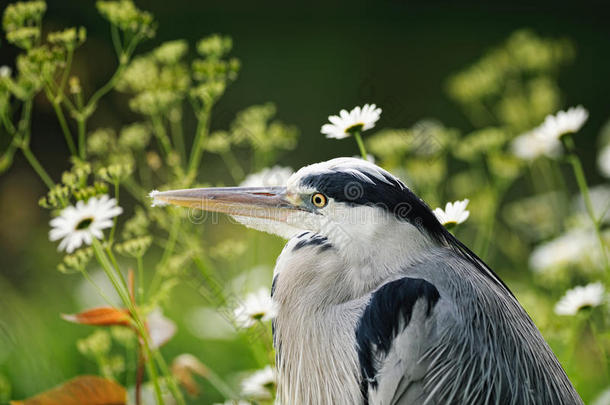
151, 158, 447, 265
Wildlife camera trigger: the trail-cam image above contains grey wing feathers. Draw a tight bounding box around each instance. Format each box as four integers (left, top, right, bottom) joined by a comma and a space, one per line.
354, 277, 442, 405
355, 251, 583, 405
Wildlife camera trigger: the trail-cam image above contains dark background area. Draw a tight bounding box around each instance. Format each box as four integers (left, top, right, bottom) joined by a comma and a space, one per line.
3, 0, 609, 273
2, 0, 609, 177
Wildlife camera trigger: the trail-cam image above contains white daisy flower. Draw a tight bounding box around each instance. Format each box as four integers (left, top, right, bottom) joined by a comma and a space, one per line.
433, 199, 470, 228
239, 166, 294, 187
598, 144, 610, 178
529, 229, 600, 272
554, 282, 605, 316
186, 307, 236, 340
537, 105, 589, 140
49, 195, 122, 253
147, 308, 177, 349
573, 184, 610, 225
240, 365, 276, 400
321, 104, 382, 139
233, 288, 278, 328
510, 130, 562, 161
0, 65, 11, 78
592, 387, 610, 405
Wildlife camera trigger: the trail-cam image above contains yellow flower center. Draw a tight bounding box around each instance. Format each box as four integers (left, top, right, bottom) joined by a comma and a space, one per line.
76, 217, 94, 230
345, 123, 364, 134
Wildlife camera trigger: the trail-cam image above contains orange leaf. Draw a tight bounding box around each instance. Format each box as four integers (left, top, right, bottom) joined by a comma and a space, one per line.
10, 375, 126, 405
62, 307, 131, 326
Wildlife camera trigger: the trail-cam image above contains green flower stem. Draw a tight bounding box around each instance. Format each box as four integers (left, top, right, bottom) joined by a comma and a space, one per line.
0, 143, 18, 174
123, 32, 145, 60
474, 158, 512, 260
589, 319, 610, 380
105, 247, 131, 295
221, 150, 245, 183
148, 216, 180, 296
50, 101, 77, 156
256, 320, 275, 364
92, 239, 130, 307
91, 238, 165, 405
19, 99, 33, 143
21, 146, 55, 189
142, 348, 165, 405
159, 215, 180, 266
541, 159, 568, 233
188, 105, 212, 178
527, 165, 546, 196
151, 115, 173, 157
479, 217, 496, 260
76, 106, 87, 160
79, 265, 116, 307
563, 135, 609, 272
189, 262, 267, 372
72, 34, 143, 160
530, 161, 563, 235
169, 107, 186, 165
198, 361, 238, 400
152, 350, 186, 405
1, 110, 17, 135
353, 131, 368, 160
110, 24, 123, 59
86, 56, 130, 113
186, 263, 267, 397
474, 198, 496, 258
549, 160, 569, 192
191, 256, 227, 305
123, 178, 148, 203
137, 255, 145, 303
108, 181, 120, 245
59, 48, 74, 95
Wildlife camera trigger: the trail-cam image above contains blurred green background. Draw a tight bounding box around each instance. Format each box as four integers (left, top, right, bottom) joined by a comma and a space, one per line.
1, 0, 609, 403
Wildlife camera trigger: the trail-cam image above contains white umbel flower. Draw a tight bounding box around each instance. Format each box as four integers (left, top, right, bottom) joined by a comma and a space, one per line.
239, 166, 294, 187
321, 104, 382, 139
554, 282, 605, 315
433, 199, 470, 227
241, 365, 276, 399
598, 144, 610, 178
537, 106, 589, 140
511, 130, 562, 161
49, 195, 122, 253
233, 288, 278, 328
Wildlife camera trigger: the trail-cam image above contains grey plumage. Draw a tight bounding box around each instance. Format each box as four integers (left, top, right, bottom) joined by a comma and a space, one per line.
366, 249, 579, 405
153, 157, 583, 405
272, 233, 582, 404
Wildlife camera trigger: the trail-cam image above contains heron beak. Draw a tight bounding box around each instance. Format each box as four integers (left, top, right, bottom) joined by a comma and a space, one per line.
150, 186, 305, 222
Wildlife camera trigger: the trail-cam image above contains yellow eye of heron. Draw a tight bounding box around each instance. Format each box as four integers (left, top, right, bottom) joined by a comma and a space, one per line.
311, 193, 328, 208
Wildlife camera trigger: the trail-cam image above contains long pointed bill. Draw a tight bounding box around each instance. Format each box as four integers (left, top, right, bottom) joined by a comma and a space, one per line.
150, 187, 305, 222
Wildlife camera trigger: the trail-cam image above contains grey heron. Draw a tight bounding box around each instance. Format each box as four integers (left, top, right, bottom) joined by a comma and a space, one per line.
151, 157, 582, 404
